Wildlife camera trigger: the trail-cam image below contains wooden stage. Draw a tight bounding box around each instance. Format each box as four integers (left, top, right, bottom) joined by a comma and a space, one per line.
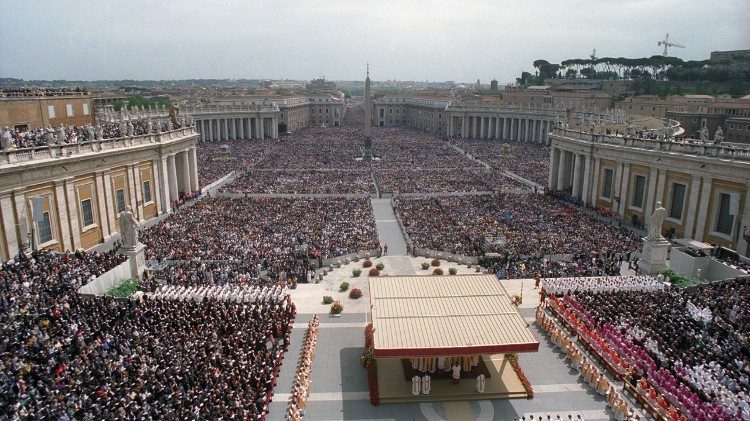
376, 354, 528, 403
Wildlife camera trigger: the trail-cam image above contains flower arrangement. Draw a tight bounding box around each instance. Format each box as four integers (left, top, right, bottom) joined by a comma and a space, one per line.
364, 323, 380, 405
431, 258, 441, 267
362, 259, 373, 268
368, 268, 380, 277
448, 267, 458, 275
511, 294, 523, 306
433, 268, 444, 275
349, 288, 363, 299
376, 262, 385, 270
506, 353, 534, 399
322, 295, 334, 304
330, 301, 344, 315
352, 268, 362, 278
421, 262, 430, 270
339, 281, 350, 292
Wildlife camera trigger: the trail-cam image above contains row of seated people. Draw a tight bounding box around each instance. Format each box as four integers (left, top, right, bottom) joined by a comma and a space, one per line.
480, 252, 626, 280
222, 170, 375, 195
150, 283, 286, 303
548, 279, 750, 420
536, 307, 641, 421
395, 193, 640, 258
286, 315, 320, 420
0, 248, 297, 419
541, 275, 666, 295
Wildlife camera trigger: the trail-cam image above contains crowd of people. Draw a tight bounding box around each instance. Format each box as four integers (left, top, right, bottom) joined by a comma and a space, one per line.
452, 138, 550, 186
552, 277, 750, 420
140, 196, 379, 281
286, 315, 319, 420
541, 275, 666, 295
375, 168, 524, 194
395, 193, 640, 268
480, 251, 627, 280
223, 170, 374, 194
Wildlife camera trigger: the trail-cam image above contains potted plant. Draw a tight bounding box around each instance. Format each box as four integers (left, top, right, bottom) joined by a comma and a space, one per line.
339, 281, 350, 292
433, 268, 444, 275
323, 295, 334, 304
352, 268, 362, 278
330, 301, 344, 315
376, 262, 385, 270
362, 259, 373, 268
369, 268, 380, 276
349, 288, 363, 299
448, 267, 458, 275
431, 258, 440, 267
421, 262, 430, 270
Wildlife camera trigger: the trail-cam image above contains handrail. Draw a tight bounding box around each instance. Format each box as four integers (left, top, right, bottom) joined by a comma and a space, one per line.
0, 127, 197, 166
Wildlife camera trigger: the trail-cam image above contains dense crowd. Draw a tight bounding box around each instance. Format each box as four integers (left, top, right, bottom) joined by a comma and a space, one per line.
480, 251, 628, 280
395, 193, 640, 257
452, 139, 550, 185
223, 170, 374, 194
196, 140, 277, 188
140, 196, 379, 281
560, 277, 750, 420
375, 168, 524, 194
371, 128, 480, 169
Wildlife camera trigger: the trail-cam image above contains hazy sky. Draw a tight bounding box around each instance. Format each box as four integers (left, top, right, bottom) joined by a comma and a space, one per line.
1, 0, 748, 83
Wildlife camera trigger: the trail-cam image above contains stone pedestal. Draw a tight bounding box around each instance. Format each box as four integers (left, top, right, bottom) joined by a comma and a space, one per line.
119, 243, 146, 280
638, 237, 670, 275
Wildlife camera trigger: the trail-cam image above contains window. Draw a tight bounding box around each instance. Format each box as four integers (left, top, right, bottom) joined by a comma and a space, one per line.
143, 180, 151, 203
66, 104, 74, 117
602, 169, 614, 199
80, 199, 94, 227
714, 193, 735, 236
115, 189, 126, 214
47, 105, 56, 118
668, 183, 686, 220
83, 103, 90, 116
38, 212, 53, 244
632, 175, 646, 209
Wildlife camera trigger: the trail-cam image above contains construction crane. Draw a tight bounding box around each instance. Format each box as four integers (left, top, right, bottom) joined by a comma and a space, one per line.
657, 33, 685, 56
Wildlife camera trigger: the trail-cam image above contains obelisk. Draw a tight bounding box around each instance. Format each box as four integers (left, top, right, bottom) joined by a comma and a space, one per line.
363, 64, 373, 161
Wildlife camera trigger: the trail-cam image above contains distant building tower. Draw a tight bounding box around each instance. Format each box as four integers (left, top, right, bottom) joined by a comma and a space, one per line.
490, 79, 499, 91
475, 79, 482, 90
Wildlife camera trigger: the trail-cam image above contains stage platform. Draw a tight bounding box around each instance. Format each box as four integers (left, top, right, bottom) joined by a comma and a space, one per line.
377, 354, 528, 403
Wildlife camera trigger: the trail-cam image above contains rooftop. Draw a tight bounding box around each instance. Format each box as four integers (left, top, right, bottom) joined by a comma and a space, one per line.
369, 274, 539, 358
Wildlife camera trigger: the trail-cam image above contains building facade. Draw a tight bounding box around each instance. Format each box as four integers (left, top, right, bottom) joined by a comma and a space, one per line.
548, 128, 750, 255
0, 93, 95, 131
0, 127, 199, 261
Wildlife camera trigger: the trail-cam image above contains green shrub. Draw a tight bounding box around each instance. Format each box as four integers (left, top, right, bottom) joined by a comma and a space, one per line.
661, 268, 700, 288
107, 278, 138, 298
323, 295, 334, 304
448, 267, 458, 275
352, 268, 362, 278
376, 263, 385, 270
421, 262, 430, 270
339, 281, 350, 292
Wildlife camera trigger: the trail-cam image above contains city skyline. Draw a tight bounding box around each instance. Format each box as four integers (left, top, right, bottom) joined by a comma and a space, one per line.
1, 0, 748, 83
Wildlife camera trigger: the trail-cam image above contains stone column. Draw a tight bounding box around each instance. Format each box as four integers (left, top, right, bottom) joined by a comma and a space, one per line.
557, 150, 569, 190
126, 165, 138, 220
189, 147, 199, 192
167, 154, 179, 202
525, 119, 531, 142
581, 154, 592, 204
150, 160, 162, 216
207, 119, 213, 142
63, 178, 81, 251
479, 116, 485, 139
131, 164, 144, 221
93, 172, 110, 239
504, 118, 511, 139
737, 188, 750, 256
693, 177, 713, 240
158, 157, 171, 213
0, 192, 18, 259
181, 151, 192, 194
239, 118, 245, 140
259, 117, 265, 139
617, 163, 630, 215
683, 176, 703, 239
590, 157, 601, 204
643, 167, 659, 220
549, 147, 560, 190
572, 154, 583, 200
102, 173, 116, 233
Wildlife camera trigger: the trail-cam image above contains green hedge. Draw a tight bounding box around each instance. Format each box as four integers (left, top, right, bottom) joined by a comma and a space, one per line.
661, 268, 701, 289
107, 278, 139, 298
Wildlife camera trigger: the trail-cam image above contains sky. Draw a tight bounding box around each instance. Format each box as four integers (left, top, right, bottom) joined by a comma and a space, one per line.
1, 0, 748, 83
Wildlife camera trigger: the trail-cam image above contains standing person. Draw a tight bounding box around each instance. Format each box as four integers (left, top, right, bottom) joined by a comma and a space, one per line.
383, 243, 388, 255
451, 362, 461, 385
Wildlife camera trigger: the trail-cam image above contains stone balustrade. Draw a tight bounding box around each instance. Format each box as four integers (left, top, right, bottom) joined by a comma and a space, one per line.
0, 127, 197, 166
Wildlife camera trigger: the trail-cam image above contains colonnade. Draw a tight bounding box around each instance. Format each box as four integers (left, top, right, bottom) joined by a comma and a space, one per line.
158, 147, 200, 211
449, 115, 554, 144
194, 115, 279, 142
549, 147, 591, 203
